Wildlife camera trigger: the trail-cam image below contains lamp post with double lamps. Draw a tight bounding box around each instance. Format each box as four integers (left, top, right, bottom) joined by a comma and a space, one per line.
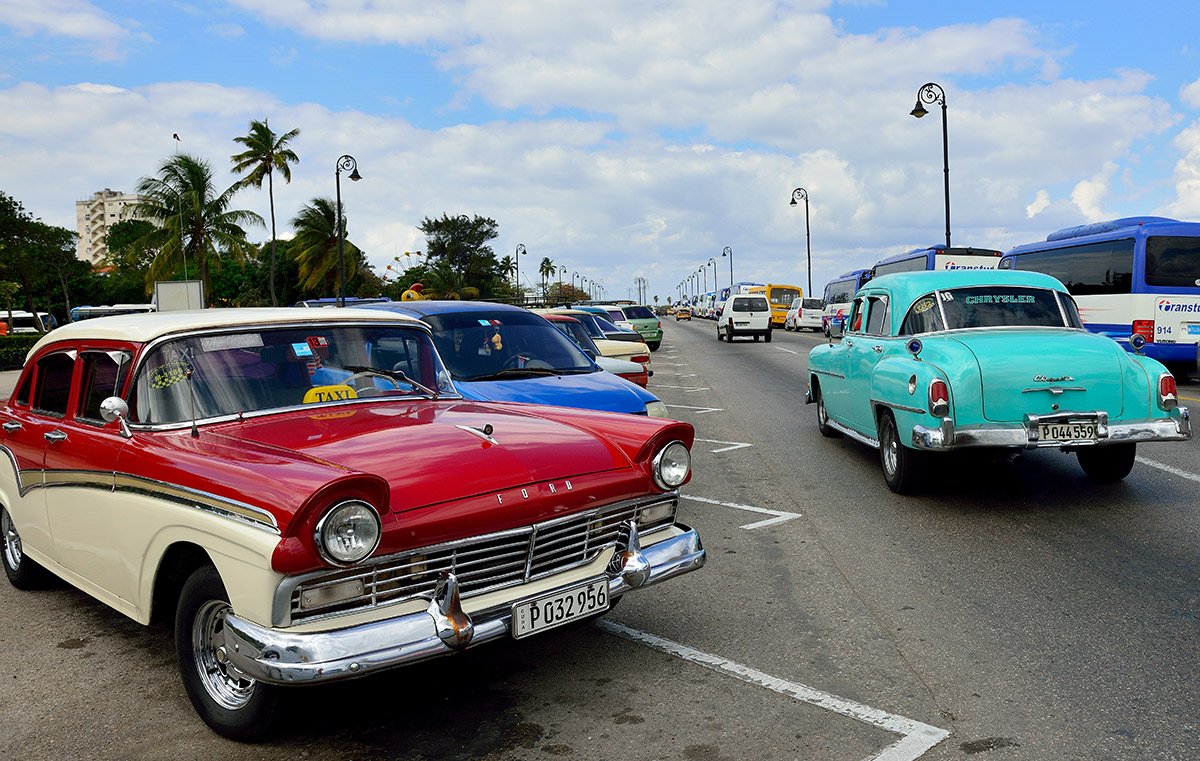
789, 187, 813, 295
335, 154, 362, 306
910, 82, 952, 248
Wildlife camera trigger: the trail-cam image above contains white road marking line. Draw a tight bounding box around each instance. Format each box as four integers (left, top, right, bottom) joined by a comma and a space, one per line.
681, 494, 800, 529
653, 361, 687, 366
655, 384, 710, 391
1136, 456, 1200, 483
694, 438, 753, 454
774, 346, 798, 355
597, 620, 950, 761
679, 373, 698, 378
664, 403, 723, 414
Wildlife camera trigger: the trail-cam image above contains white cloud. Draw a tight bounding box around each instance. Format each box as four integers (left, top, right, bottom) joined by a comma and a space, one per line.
0, 0, 129, 58
1026, 190, 1051, 218
1182, 77, 1200, 109
1164, 120, 1200, 218
1070, 162, 1118, 221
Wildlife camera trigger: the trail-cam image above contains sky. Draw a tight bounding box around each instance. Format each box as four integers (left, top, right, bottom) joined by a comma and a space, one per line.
2, 0, 1199, 304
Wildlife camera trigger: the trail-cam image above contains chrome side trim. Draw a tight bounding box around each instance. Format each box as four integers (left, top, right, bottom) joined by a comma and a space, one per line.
223, 525, 705, 686
810, 369, 846, 380
112, 473, 279, 533
876, 399, 925, 415
826, 419, 880, 449
911, 407, 1190, 450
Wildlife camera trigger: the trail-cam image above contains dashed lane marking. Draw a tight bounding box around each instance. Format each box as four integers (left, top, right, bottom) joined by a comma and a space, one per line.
680, 494, 800, 530
597, 621, 950, 761
694, 438, 752, 454
774, 346, 799, 355
1136, 456, 1200, 483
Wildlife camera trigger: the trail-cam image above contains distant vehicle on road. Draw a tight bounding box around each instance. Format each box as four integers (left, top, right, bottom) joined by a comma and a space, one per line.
820, 269, 871, 336
870, 245, 1002, 278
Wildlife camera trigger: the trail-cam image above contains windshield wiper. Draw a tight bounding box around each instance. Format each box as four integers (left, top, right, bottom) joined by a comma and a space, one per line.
342, 365, 439, 399
463, 368, 564, 381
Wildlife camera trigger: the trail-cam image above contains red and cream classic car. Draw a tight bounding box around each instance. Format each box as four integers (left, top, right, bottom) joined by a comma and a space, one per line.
0, 309, 705, 739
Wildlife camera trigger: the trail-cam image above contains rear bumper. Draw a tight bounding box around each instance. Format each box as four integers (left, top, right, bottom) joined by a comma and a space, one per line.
911, 407, 1191, 450
221, 524, 705, 686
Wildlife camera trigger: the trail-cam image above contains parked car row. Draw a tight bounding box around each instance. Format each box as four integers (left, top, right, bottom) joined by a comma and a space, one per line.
0, 302, 701, 740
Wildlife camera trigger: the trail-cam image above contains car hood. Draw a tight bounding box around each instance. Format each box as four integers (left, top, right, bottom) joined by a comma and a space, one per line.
197, 401, 631, 513
456, 371, 653, 413
941, 329, 1126, 422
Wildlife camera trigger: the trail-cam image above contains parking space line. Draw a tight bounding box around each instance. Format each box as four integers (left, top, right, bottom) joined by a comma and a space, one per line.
681, 494, 800, 529
694, 438, 753, 454
655, 384, 710, 391
774, 347, 798, 355
664, 403, 723, 414
597, 620, 950, 761
1136, 456, 1200, 483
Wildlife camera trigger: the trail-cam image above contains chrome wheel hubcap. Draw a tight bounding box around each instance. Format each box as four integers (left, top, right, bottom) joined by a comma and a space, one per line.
882, 424, 898, 476
1, 510, 22, 570
192, 599, 255, 710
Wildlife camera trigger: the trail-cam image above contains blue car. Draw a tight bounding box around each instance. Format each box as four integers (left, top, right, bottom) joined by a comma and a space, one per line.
363, 301, 669, 417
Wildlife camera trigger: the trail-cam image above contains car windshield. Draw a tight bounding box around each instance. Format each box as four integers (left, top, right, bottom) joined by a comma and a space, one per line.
902, 286, 1081, 334
422, 310, 597, 381
131, 324, 454, 425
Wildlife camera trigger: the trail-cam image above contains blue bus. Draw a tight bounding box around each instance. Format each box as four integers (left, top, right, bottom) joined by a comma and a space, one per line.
820, 269, 872, 335
714, 281, 764, 318
871, 245, 1002, 277
1000, 216, 1200, 372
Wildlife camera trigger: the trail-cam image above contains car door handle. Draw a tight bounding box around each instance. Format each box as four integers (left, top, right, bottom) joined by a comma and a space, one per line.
1, 421, 21, 433
872, 345, 883, 353
845, 339, 854, 347
44, 430, 68, 444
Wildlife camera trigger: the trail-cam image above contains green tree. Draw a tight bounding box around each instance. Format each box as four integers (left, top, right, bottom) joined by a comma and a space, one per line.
0, 191, 39, 312
134, 153, 263, 302
290, 197, 361, 295
538, 257, 556, 300
30, 224, 81, 323
231, 119, 300, 306
418, 214, 501, 297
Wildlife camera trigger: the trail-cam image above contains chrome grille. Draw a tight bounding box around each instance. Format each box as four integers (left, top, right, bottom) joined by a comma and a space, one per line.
286, 495, 676, 624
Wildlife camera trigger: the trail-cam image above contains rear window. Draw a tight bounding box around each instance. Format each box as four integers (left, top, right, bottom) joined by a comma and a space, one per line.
1145, 236, 1200, 288
802, 299, 824, 310
733, 297, 770, 312
621, 306, 655, 320
937, 287, 1080, 330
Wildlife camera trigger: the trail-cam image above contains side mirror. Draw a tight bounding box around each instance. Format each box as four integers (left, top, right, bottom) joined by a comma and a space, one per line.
828, 320, 844, 339
100, 396, 133, 439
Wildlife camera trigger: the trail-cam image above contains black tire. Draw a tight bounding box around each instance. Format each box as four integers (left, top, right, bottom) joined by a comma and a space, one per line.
176, 564, 280, 741
716, 327, 723, 342
813, 382, 839, 438
753, 334, 760, 342
1076, 443, 1137, 482
878, 410, 924, 494
2, 506, 50, 590
764, 330, 773, 343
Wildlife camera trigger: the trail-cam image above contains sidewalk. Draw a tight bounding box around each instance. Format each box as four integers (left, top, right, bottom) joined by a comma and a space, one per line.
0, 369, 20, 398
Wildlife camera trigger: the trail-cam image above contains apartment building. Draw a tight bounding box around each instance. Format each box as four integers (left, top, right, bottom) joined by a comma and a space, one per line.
75, 188, 149, 264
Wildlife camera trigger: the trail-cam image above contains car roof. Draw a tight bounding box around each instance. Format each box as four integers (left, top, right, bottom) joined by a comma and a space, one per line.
30, 307, 424, 354
862, 269, 1068, 307
363, 300, 531, 318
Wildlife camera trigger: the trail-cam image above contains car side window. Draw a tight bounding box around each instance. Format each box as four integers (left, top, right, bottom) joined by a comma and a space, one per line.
77, 350, 133, 424
32, 350, 78, 418
900, 293, 946, 335
864, 296, 889, 335
848, 297, 867, 333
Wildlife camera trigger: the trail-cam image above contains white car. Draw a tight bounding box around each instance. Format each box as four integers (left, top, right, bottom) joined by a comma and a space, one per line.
716, 293, 772, 342
783, 298, 802, 330
797, 298, 825, 331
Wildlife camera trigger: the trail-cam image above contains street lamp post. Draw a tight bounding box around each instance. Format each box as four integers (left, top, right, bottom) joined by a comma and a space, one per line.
910, 82, 951, 248
514, 244, 526, 305
698, 266, 707, 294
707, 257, 718, 297
335, 154, 362, 306
722, 246, 734, 287
790, 187, 812, 295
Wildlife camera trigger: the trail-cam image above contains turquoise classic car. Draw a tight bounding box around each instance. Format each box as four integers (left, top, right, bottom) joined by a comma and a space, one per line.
806, 269, 1192, 493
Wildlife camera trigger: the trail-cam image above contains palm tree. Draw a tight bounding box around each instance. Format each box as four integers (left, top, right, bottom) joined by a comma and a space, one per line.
538, 257, 555, 301
231, 119, 300, 306
134, 153, 263, 301
290, 197, 361, 294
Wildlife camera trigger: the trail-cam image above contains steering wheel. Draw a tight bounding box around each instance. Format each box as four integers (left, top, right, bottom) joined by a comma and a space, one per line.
502, 354, 555, 371
342, 370, 403, 395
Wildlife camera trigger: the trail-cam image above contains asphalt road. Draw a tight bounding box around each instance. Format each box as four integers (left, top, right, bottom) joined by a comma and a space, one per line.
1, 326, 1198, 760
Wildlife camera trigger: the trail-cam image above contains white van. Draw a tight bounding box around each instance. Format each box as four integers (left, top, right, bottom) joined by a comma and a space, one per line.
3, 310, 57, 334
716, 294, 772, 342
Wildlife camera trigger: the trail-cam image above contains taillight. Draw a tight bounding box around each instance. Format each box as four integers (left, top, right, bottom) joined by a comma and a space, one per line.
1159, 373, 1178, 410
1132, 320, 1155, 343
928, 379, 949, 417
630, 354, 651, 365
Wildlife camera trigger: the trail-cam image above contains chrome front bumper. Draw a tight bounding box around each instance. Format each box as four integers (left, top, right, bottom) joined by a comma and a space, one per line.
222, 524, 705, 685
912, 407, 1191, 450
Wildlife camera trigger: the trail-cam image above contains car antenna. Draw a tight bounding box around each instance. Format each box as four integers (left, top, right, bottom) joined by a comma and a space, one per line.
185, 362, 200, 438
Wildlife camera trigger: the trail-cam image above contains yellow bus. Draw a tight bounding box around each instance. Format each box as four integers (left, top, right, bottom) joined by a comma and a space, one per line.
748, 284, 803, 327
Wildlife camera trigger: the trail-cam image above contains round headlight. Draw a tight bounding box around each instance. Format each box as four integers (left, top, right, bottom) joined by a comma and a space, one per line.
653, 441, 691, 490
645, 400, 669, 418
315, 501, 381, 565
